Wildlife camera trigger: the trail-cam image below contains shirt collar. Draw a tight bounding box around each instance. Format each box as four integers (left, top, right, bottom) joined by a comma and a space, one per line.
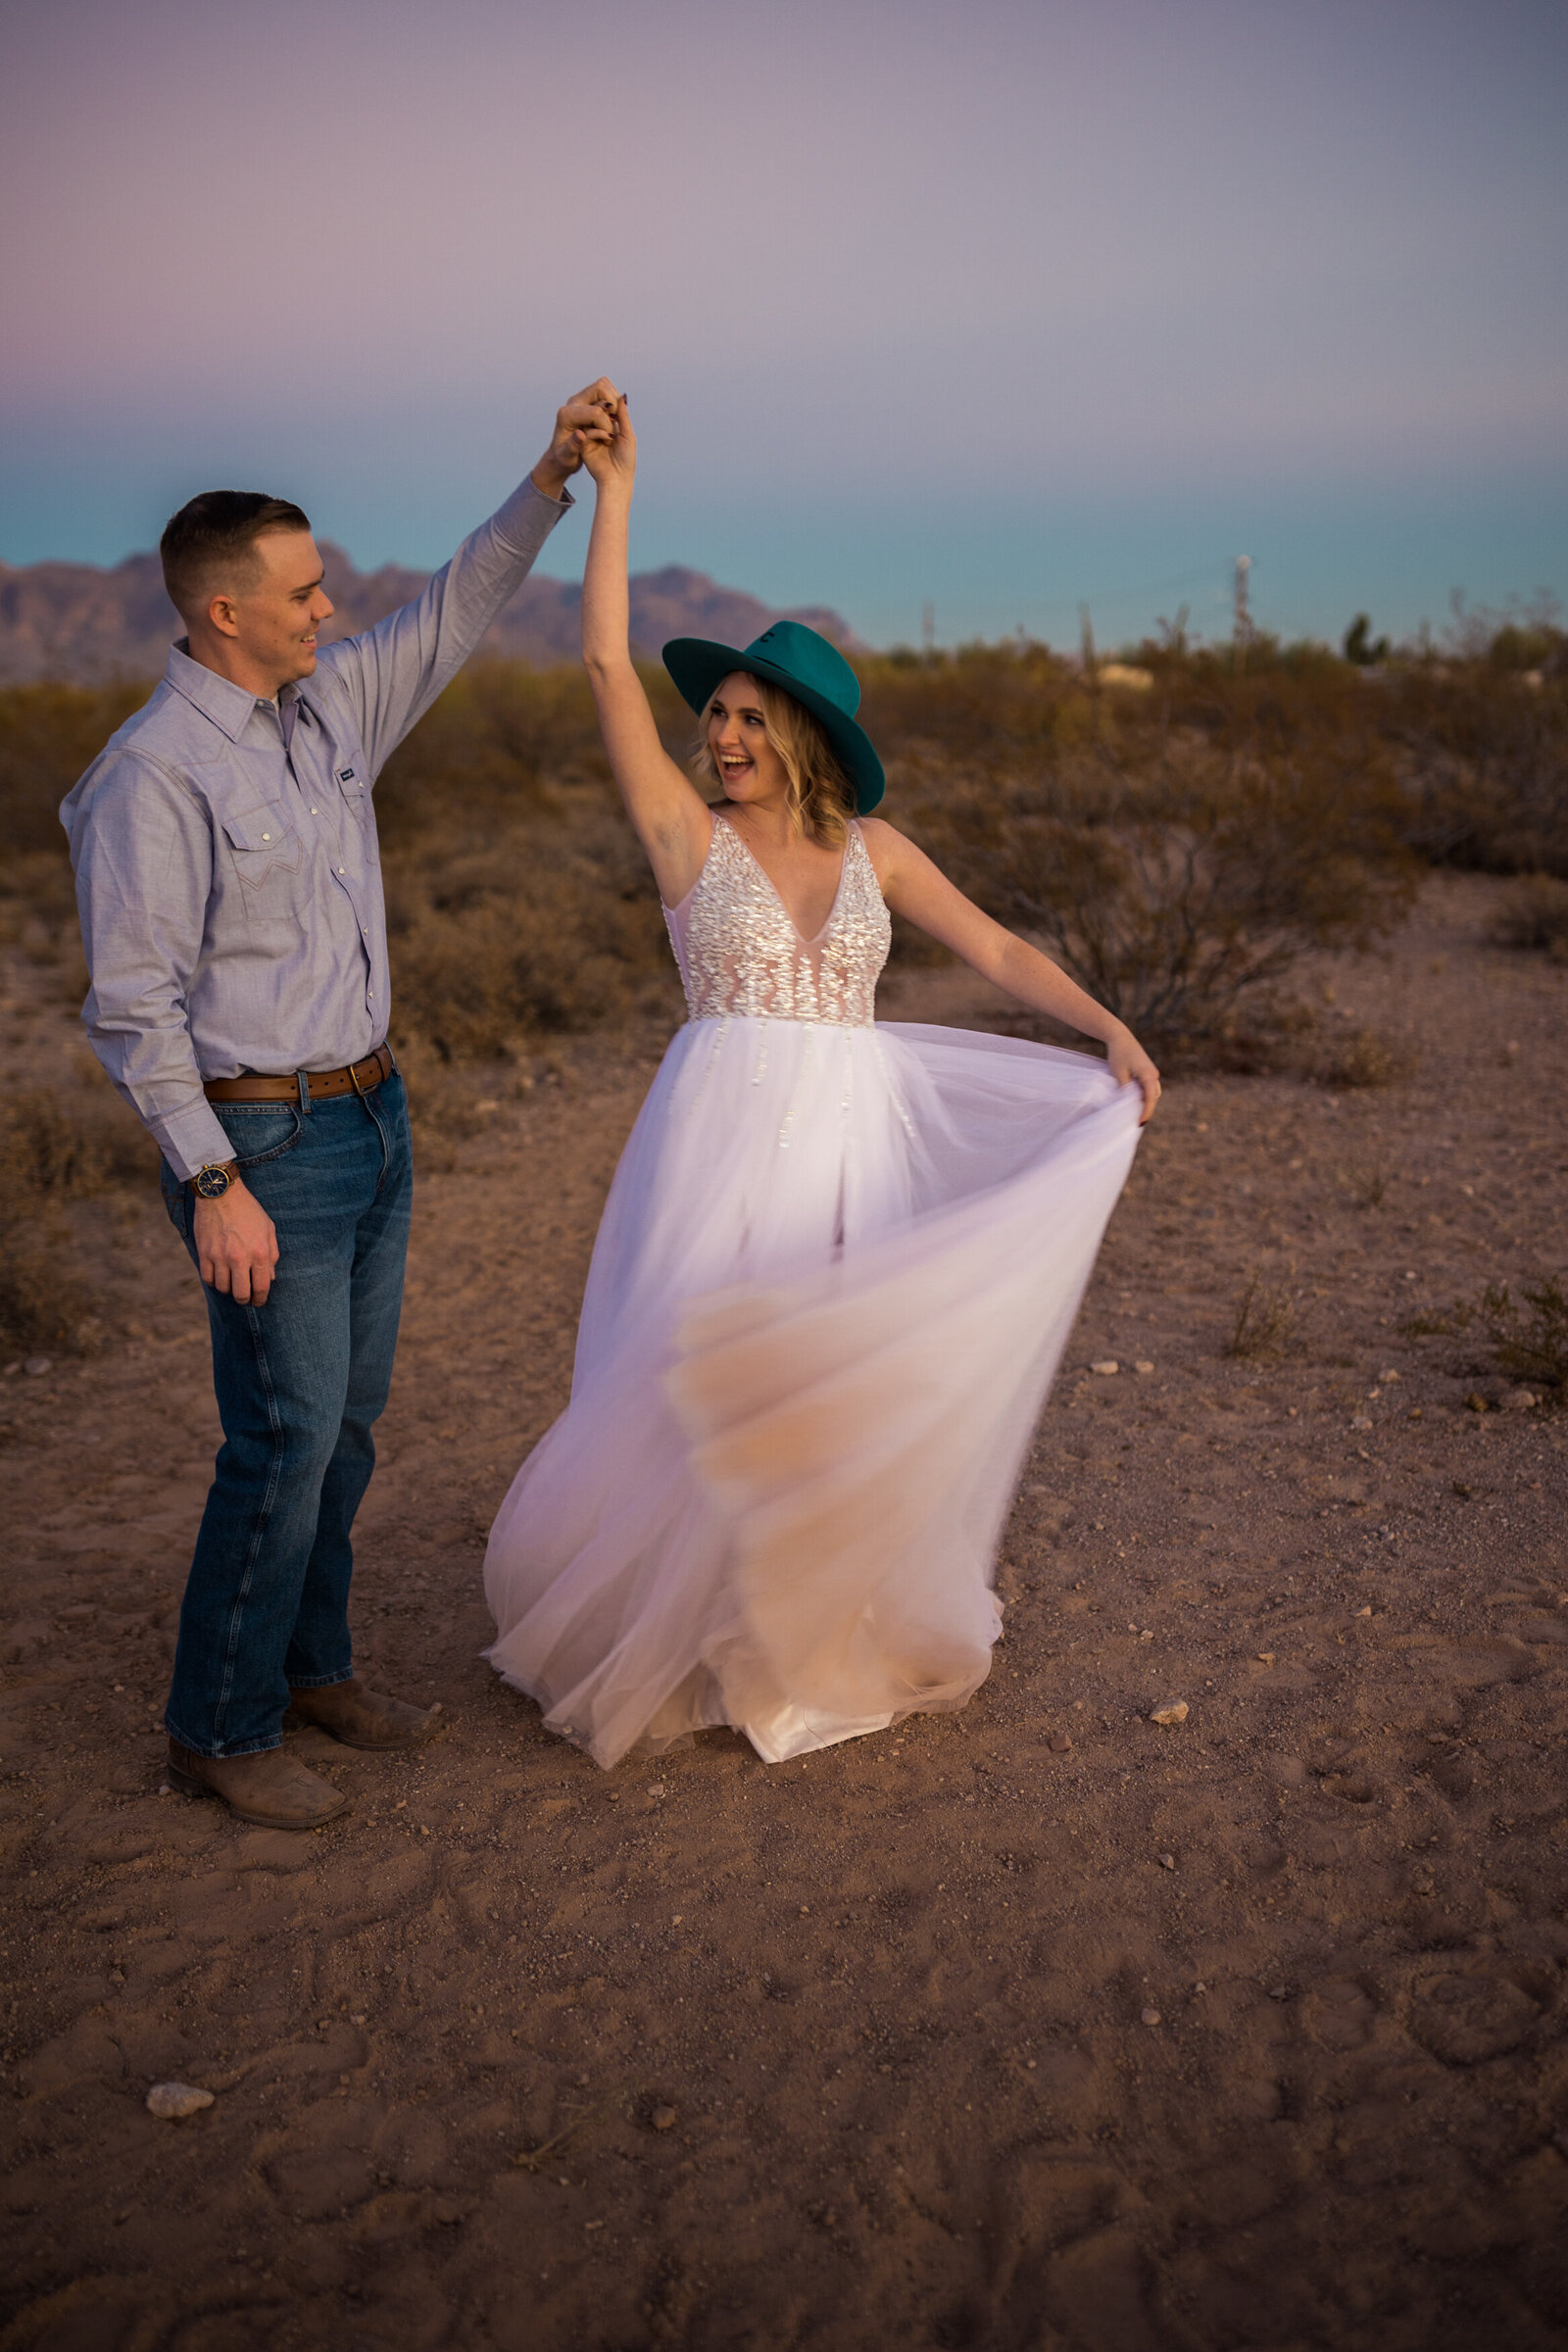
164, 642, 318, 744
165, 640, 266, 744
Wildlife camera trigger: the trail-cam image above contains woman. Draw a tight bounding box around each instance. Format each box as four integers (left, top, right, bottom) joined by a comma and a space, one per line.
484, 397, 1160, 1768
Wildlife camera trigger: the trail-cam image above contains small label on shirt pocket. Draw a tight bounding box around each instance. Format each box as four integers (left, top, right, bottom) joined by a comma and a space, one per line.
221, 808, 304, 889
335, 763, 368, 816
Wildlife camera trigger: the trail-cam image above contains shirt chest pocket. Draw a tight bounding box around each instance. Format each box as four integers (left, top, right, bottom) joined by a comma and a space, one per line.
220, 807, 306, 906
332, 761, 369, 829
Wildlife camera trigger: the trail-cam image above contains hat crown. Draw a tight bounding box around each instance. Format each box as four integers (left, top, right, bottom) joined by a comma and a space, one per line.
740, 620, 862, 719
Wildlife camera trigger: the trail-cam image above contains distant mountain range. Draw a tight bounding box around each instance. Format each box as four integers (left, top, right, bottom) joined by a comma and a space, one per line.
0, 547, 858, 685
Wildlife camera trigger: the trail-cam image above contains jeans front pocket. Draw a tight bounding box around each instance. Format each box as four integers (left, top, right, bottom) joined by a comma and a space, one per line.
215, 1103, 306, 1171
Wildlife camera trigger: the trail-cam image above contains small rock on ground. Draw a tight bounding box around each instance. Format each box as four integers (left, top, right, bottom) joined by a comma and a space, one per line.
146, 2082, 215, 2120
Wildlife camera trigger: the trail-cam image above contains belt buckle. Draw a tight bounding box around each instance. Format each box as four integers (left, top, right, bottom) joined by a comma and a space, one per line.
349, 1043, 387, 1099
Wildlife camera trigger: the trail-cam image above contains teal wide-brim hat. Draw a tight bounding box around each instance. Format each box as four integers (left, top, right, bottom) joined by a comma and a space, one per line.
662, 619, 885, 814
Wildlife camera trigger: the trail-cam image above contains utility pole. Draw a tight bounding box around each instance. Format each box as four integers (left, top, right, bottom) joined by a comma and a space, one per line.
921, 601, 935, 662
1234, 555, 1252, 665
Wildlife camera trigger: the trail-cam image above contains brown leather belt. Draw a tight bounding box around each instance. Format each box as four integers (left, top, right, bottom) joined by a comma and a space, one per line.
203, 1042, 396, 1105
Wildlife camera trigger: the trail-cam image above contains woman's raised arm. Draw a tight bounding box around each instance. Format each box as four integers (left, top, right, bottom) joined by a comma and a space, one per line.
581, 401, 712, 907
862, 818, 1162, 1123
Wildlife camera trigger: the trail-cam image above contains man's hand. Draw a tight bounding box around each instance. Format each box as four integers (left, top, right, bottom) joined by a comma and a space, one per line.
531, 378, 622, 501
193, 1179, 279, 1305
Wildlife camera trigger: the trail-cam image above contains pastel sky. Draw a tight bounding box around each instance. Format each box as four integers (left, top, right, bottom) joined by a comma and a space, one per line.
3, 0, 1564, 649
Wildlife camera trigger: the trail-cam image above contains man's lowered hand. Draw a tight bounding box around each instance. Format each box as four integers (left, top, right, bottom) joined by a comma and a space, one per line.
193, 1179, 279, 1306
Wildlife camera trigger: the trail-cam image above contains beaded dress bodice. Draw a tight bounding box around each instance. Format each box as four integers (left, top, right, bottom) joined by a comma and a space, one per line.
665, 815, 891, 1028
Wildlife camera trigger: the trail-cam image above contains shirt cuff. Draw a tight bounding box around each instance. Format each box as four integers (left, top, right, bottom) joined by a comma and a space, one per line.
491, 475, 575, 562
156, 1099, 242, 1186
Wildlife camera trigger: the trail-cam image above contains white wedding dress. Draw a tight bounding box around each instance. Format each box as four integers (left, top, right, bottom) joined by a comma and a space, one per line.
484, 812, 1141, 1767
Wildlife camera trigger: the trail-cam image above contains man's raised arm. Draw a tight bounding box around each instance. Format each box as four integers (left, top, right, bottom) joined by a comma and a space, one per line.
319, 379, 619, 779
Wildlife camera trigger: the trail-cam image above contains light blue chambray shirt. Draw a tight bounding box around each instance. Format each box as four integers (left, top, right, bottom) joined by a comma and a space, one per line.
61, 475, 571, 1180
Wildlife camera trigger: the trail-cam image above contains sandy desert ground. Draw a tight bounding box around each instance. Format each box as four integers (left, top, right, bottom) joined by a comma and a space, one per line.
2, 871, 1566, 2352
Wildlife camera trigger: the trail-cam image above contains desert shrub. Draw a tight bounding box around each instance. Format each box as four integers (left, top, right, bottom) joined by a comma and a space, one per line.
1491, 873, 1568, 961
1383, 662, 1568, 876
0, 683, 155, 980
1312, 1026, 1411, 1091
373, 662, 610, 842
1344, 615, 1391, 667
381, 781, 681, 1061
1225, 1269, 1297, 1359
1401, 1276, 1567, 1405
0, 1081, 153, 1354
897, 732, 1415, 1048
0, 1200, 95, 1358
2, 630, 1563, 1086
0, 1083, 153, 1197
858, 643, 1088, 767
852, 638, 1423, 1051
0, 680, 153, 852
1347, 1163, 1391, 1208
1479, 1278, 1568, 1402
372, 662, 688, 1056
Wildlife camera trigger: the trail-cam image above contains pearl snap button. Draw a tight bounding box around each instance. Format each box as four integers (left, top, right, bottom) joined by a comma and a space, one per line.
261, 832, 271, 841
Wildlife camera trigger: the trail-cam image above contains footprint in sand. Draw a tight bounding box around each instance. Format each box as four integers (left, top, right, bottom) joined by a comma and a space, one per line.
1407, 1969, 1544, 2066
1300, 1976, 1378, 2051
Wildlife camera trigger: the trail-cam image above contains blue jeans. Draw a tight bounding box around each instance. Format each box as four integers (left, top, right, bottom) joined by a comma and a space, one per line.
160, 1071, 413, 1757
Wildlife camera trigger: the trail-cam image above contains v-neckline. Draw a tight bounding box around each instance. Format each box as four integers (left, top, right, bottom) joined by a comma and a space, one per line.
716, 813, 854, 948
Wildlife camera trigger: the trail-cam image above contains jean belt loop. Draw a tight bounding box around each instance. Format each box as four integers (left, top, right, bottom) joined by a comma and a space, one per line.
295, 1069, 312, 1114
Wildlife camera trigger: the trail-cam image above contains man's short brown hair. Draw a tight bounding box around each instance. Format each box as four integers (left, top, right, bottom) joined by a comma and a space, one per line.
160, 490, 313, 622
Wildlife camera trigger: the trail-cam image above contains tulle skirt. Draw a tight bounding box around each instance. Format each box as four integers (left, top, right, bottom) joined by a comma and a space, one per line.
483, 1016, 1141, 1767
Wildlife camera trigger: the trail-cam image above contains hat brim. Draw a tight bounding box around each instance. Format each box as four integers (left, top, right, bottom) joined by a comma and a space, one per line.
662, 637, 885, 815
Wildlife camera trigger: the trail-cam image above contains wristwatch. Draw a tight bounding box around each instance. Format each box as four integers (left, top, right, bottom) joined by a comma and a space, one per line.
191, 1161, 239, 1200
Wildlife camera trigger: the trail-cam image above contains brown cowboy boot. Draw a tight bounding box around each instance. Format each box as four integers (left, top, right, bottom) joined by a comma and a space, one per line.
167, 1740, 349, 1830
283, 1677, 442, 1751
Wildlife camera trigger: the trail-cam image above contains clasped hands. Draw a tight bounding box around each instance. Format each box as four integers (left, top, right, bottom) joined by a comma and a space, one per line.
531, 378, 629, 502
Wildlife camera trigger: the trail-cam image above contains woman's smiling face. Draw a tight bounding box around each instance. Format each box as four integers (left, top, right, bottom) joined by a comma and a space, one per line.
706, 672, 791, 808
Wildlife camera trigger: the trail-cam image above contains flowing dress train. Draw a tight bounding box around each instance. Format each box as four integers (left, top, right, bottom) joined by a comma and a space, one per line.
483, 812, 1141, 1765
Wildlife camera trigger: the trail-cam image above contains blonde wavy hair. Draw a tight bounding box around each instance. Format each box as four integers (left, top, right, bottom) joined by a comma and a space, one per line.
693, 673, 858, 848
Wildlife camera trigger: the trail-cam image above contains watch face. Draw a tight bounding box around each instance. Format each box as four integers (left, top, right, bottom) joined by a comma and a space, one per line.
194, 1166, 230, 1199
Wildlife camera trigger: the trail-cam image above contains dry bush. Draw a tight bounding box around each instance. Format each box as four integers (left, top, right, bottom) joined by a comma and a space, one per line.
898, 730, 1414, 1052
0, 681, 153, 852
1312, 1025, 1411, 1091
1380, 654, 1568, 877
0, 1082, 153, 1356
858, 641, 1420, 1054
1491, 873, 1568, 961
1225, 1268, 1297, 1359
1402, 1276, 1567, 1406
1480, 1278, 1568, 1403
382, 785, 681, 1062
372, 662, 615, 839
375, 665, 685, 1060
1348, 1163, 1391, 1209
0, 1082, 155, 1199
0, 684, 151, 981
0, 635, 1560, 1098
0, 1204, 92, 1359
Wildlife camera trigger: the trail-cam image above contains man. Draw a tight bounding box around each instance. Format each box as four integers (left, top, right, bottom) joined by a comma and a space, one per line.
61, 380, 618, 1831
